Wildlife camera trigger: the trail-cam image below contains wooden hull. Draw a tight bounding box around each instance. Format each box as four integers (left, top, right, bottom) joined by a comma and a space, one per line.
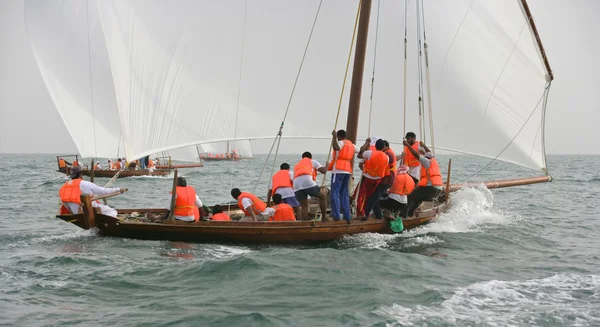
58, 169, 173, 178
56, 202, 447, 245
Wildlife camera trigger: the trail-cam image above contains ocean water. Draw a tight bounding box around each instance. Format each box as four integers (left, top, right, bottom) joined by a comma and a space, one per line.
0, 154, 599, 326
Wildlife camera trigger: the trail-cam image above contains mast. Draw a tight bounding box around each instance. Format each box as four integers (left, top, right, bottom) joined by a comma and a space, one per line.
519, 0, 554, 81
345, 0, 373, 144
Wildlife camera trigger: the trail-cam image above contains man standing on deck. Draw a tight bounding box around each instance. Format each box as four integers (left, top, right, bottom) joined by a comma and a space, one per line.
399, 141, 443, 218
267, 163, 301, 217
397, 132, 421, 184
357, 139, 389, 220
166, 177, 203, 222
327, 129, 357, 222
293, 152, 328, 221
231, 188, 273, 221
58, 166, 125, 218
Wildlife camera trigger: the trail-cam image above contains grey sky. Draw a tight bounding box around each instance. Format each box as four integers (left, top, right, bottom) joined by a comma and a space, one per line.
1, 0, 598, 155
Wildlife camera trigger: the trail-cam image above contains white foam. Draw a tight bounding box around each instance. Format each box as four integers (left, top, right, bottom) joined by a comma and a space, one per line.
341, 233, 444, 250
202, 245, 254, 260
7, 229, 96, 249
405, 185, 518, 236
375, 273, 600, 326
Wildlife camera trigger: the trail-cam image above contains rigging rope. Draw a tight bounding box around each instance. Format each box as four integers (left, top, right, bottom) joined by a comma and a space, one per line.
367, 0, 382, 138
459, 82, 552, 183
318, 0, 362, 190
421, 0, 436, 155
403, 0, 409, 137
416, 0, 425, 143
253, 0, 325, 194
85, 0, 98, 160
230, 0, 248, 213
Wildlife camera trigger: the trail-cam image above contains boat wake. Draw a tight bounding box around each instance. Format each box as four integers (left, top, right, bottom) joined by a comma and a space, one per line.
340, 185, 516, 250
374, 273, 600, 326
6, 229, 96, 249
201, 245, 254, 260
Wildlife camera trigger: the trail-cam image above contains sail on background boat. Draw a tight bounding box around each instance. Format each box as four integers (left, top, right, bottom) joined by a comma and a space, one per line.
26, 0, 552, 176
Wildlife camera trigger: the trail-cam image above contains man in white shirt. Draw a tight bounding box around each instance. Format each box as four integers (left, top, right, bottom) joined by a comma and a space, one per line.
165, 177, 204, 222
267, 163, 301, 217
293, 152, 328, 221
231, 188, 274, 221
59, 166, 125, 218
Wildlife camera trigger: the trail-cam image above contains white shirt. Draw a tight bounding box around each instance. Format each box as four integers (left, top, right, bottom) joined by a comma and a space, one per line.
293, 159, 322, 191
241, 198, 274, 216
166, 193, 203, 222
268, 170, 295, 199
63, 180, 120, 214
95, 164, 102, 170
401, 148, 422, 181
362, 150, 389, 180
388, 193, 408, 204
331, 141, 358, 175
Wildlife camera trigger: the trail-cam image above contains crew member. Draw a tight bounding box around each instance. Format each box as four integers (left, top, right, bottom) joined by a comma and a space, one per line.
327, 129, 357, 222
357, 138, 389, 219
58, 166, 125, 217
166, 177, 203, 222
210, 205, 231, 221
380, 165, 415, 212
267, 163, 301, 217
269, 194, 296, 222
231, 188, 272, 221
397, 132, 421, 184
293, 152, 328, 221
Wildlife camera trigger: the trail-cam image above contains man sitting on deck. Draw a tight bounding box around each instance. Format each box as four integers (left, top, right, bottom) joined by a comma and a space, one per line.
399, 141, 443, 218
166, 177, 203, 222
58, 166, 125, 218
269, 194, 296, 222
267, 163, 301, 217
94, 162, 102, 170
231, 188, 273, 222
210, 205, 231, 221
293, 152, 329, 221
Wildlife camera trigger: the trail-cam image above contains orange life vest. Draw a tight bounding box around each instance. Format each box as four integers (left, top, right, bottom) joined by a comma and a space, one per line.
173, 186, 199, 219
294, 157, 316, 181
269, 203, 296, 221
58, 159, 66, 168
271, 170, 293, 193
237, 192, 267, 216
418, 158, 443, 187
363, 150, 388, 178
384, 148, 397, 176
212, 212, 231, 221
389, 173, 416, 196
327, 139, 354, 173
148, 159, 155, 168
72, 160, 79, 167
115, 162, 121, 170
59, 178, 82, 214
404, 142, 420, 167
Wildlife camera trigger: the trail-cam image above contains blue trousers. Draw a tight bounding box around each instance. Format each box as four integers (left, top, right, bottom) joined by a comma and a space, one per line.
330, 173, 351, 221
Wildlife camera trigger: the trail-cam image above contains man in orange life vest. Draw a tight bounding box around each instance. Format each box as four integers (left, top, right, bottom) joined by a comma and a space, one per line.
231, 188, 274, 221
166, 177, 203, 222
267, 163, 301, 217
328, 129, 358, 222
380, 165, 415, 212
269, 194, 296, 222
58, 157, 71, 172
397, 132, 421, 185
59, 166, 125, 218
210, 205, 231, 221
293, 152, 328, 221
399, 141, 443, 218
357, 139, 389, 219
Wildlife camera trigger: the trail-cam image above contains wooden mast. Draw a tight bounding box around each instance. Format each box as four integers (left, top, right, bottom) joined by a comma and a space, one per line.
345, 0, 373, 144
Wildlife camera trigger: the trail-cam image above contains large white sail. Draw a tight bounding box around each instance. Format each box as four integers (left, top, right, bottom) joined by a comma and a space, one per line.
27, 0, 550, 173
24, 0, 121, 158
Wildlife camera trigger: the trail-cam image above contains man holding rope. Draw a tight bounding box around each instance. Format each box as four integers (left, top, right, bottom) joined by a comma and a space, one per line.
58, 166, 126, 218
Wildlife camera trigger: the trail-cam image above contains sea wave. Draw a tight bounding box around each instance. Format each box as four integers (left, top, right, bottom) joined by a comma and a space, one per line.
375, 273, 600, 326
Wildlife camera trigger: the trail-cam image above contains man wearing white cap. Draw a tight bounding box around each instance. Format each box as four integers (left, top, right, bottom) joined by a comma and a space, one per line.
399, 141, 444, 218
380, 165, 415, 212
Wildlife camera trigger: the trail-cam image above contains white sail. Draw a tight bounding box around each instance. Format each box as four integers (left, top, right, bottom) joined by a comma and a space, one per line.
24, 0, 121, 158
28, 0, 550, 172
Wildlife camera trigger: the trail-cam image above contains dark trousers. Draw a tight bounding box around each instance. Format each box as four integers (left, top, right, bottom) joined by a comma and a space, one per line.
364, 181, 388, 219
380, 198, 406, 212
400, 186, 441, 218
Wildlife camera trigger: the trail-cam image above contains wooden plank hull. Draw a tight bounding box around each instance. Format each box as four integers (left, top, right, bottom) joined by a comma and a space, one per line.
58, 169, 173, 178
56, 202, 447, 245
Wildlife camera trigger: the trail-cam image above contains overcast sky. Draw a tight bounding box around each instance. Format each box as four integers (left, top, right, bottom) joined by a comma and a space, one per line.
1, 0, 598, 155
